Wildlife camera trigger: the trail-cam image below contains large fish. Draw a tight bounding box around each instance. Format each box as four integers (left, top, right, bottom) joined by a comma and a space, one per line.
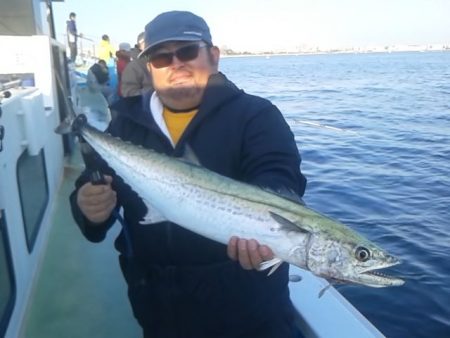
58, 114, 404, 288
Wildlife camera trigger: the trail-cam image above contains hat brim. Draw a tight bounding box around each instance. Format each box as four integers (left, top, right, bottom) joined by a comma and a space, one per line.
138, 36, 204, 59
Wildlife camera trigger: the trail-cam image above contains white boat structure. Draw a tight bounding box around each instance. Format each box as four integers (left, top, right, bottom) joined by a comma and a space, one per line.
0, 1, 385, 337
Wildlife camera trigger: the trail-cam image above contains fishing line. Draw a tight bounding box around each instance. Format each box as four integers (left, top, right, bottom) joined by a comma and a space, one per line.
287, 118, 360, 136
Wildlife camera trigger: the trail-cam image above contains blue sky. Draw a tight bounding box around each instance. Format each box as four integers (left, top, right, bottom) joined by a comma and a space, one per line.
52, 0, 450, 52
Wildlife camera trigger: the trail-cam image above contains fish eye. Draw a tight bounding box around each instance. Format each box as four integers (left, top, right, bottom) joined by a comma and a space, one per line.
355, 246, 371, 262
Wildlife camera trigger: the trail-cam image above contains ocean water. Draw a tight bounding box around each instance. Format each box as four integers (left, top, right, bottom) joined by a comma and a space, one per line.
220, 52, 450, 338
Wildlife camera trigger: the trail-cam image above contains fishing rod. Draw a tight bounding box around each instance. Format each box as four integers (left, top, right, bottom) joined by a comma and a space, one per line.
288, 118, 360, 135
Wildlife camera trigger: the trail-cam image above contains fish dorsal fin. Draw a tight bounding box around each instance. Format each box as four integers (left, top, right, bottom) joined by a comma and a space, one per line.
277, 187, 304, 204
269, 211, 311, 234
178, 144, 201, 166
262, 186, 303, 204
139, 201, 167, 225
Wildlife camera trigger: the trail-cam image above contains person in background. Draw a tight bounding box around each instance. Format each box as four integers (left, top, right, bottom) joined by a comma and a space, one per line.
115, 42, 131, 97
84, 59, 112, 128
86, 60, 113, 100
86, 60, 109, 91
129, 32, 145, 60
97, 34, 116, 65
120, 32, 153, 97
70, 10, 306, 338
66, 12, 82, 63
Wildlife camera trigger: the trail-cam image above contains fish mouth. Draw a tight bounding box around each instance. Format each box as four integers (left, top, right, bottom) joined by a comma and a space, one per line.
358, 260, 405, 287
361, 270, 405, 286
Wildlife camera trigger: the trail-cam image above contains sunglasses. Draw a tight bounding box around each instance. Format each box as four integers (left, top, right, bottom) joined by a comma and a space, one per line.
148, 43, 209, 68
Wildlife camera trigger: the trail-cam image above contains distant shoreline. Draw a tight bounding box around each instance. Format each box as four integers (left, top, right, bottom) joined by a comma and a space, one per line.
221, 48, 450, 58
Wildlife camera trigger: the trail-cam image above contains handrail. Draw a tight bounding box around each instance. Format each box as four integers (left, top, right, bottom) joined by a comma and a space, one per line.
62, 34, 97, 62
78, 35, 94, 43
0, 80, 21, 92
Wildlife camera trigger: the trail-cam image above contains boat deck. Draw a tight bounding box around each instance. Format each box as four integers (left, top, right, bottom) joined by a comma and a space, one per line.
21, 151, 141, 337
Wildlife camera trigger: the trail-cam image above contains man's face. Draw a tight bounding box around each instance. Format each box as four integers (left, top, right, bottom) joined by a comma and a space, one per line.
147, 41, 219, 110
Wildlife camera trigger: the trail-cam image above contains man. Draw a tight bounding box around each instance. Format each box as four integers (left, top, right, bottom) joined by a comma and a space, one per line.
70, 10, 306, 338
66, 12, 80, 62
120, 32, 153, 97
130, 32, 145, 60
86, 60, 109, 92
86, 59, 114, 103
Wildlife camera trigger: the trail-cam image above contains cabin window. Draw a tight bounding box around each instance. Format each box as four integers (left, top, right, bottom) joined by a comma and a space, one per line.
0, 210, 15, 337
17, 149, 49, 251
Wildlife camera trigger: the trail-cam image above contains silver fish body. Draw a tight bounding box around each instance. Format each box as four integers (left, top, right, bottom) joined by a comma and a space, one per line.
79, 122, 404, 287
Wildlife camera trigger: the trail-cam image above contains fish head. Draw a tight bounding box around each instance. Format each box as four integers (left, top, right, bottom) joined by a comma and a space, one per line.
305, 235, 405, 287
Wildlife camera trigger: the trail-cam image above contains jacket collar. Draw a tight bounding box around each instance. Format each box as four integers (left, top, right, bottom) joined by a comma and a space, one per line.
111, 89, 154, 127
199, 72, 241, 114
150, 92, 174, 146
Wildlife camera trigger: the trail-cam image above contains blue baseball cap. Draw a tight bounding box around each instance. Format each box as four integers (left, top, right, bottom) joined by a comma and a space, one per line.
139, 11, 212, 58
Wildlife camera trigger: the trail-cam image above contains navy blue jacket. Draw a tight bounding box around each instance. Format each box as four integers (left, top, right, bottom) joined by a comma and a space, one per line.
70, 72, 307, 337
66, 20, 77, 43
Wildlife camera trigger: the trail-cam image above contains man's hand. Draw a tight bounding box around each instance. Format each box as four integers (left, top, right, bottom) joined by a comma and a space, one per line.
227, 236, 274, 270
77, 175, 116, 224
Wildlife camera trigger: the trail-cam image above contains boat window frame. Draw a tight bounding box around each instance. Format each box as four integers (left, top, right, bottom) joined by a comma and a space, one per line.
0, 209, 16, 338
16, 148, 49, 252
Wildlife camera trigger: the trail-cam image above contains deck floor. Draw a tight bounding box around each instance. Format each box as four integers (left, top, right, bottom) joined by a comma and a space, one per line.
21, 122, 140, 337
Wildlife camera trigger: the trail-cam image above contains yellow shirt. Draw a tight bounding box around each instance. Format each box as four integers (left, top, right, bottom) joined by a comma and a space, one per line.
98, 40, 116, 64
163, 107, 198, 145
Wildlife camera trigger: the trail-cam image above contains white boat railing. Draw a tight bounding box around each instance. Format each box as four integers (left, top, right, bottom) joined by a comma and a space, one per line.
289, 265, 385, 338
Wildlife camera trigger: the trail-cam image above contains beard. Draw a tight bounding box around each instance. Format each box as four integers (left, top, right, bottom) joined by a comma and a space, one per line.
157, 84, 204, 110
164, 85, 201, 101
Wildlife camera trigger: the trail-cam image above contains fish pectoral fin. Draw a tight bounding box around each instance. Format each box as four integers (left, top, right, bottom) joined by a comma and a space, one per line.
269, 211, 311, 234
139, 202, 167, 225
259, 257, 283, 275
